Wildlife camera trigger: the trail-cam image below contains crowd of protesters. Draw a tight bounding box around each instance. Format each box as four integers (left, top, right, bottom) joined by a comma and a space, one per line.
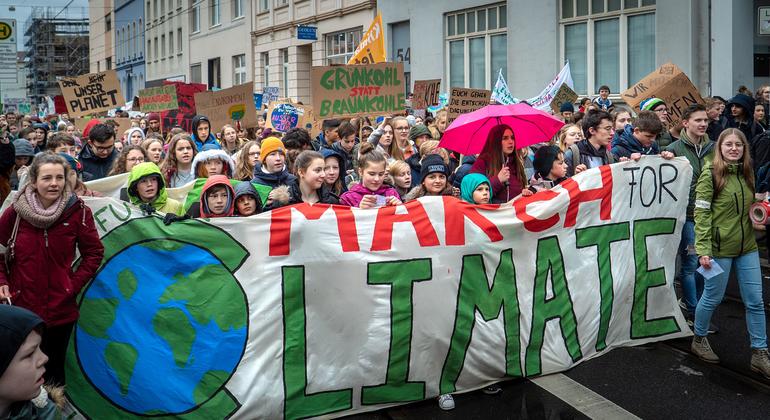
2, 83, 770, 416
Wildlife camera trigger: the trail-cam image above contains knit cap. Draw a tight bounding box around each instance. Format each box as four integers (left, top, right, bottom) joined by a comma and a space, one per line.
640, 97, 666, 111
13, 138, 35, 157
259, 137, 285, 162
420, 154, 448, 180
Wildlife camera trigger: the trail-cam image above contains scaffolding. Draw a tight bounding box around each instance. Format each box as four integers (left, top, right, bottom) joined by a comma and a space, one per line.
24, 7, 89, 108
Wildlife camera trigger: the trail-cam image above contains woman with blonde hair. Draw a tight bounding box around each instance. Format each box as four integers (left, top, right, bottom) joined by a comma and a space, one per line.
234, 140, 260, 181
558, 124, 583, 152
220, 124, 242, 155
141, 138, 164, 164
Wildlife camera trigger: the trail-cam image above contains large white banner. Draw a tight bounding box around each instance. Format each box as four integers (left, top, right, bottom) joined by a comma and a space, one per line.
64, 157, 692, 419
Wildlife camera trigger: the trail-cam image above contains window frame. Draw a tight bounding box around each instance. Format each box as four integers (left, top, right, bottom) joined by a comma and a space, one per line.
325, 28, 363, 65
191, 1, 201, 33
233, 0, 245, 19
559, 0, 656, 95
210, 0, 222, 27
233, 54, 246, 86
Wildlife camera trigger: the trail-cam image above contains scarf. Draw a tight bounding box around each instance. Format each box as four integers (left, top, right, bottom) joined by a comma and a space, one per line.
13, 183, 71, 229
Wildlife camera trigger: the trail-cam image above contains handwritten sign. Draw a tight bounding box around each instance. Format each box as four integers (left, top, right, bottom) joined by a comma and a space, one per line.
621, 62, 704, 128
412, 79, 441, 109
446, 87, 491, 125
160, 81, 207, 133
138, 85, 179, 113
266, 100, 317, 135
311, 62, 406, 119
58, 70, 125, 118
550, 83, 579, 114
262, 86, 279, 105
194, 82, 258, 132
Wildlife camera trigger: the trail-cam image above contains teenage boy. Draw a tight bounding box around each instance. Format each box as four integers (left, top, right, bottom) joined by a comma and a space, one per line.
45, 133, 77, 157
312, 119, 341, 151
78, 123, 118, 180
559, 102, 575, 122
127, 162, 183, 215
190, 115, 221, 151
592, 85, 613, 111
611, 110, 666, 159
186, 175, 235, 218
564, 110, 615, 176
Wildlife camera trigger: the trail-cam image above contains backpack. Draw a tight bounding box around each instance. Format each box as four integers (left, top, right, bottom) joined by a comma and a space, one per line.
569, 143, 615, 171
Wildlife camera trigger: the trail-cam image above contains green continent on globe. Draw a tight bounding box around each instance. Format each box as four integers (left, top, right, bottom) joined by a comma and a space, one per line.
159, 264, 247, 331
78, 297, 119, 338
104, 341, 138, 396
117, 269, 138, 300
193, 370, 229, 405
153, 307, 196, 367
139, 239, 186, 253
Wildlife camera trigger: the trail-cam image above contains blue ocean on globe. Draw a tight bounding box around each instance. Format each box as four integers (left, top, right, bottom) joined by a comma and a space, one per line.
76, 243, 247, 415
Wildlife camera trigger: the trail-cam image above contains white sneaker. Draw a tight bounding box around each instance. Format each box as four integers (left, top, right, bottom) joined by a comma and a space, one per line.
437, 393, 455, 410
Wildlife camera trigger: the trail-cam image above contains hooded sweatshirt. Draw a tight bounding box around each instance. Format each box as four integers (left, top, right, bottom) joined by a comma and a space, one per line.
191, 148, 236, 178
124, 127, 146, 145
191, 115, 222, 151
187, 175, 235, 218
233, 181, 263, 215
126, 162, 184, 215
339, 183, 401, 207
460, 173, 492, 204
251, 161, 297, 189
611, 124, 660, 159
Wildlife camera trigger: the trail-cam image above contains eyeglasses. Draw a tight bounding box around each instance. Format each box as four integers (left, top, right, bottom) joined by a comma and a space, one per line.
654, 108, 669, 114
127, 157, 145, 163
92, 143, 115, 152
598, 125, 613, 132
395, 127, 410, 131
248, 152, 259, 157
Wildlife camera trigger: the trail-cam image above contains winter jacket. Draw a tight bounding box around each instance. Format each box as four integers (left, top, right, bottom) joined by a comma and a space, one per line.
726, 94, 763, 144
251, 162, 297, 189
191, 148, 236, 178
451, 155, 477, 188
126, 162, 184, 215
186, 175, 235, 218
611, 124, 660, 159
0, 195, 103, 326
263, 180, 339, 211
470, 155, 524, 203
707, 116, 727, 146
331, 141, 354, 173
406, 153, 422, 186
564, 139, 615, 177
694, 162, 757, 258
340, 183, 401, 207
665, 131, 715, 220
657, 130, 677, 148
233, 181, 263, 215
191, 115, 222, 151
78, 143, 118, 180
750, 130, 770, 173
403, 184, 454, 202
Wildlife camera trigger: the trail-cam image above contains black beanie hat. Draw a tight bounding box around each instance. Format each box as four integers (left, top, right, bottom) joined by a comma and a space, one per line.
420, 154, 448, 180
0, 305, 45, 376
533, 145, 561, 179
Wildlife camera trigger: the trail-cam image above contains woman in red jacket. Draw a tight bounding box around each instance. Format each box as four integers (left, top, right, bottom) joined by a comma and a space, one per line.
0, 152, 104, 386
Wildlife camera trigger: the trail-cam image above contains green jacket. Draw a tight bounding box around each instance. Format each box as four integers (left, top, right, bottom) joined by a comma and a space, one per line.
127, 162, 184, 215
665, 131, 714, 220
694, 162, 757, 258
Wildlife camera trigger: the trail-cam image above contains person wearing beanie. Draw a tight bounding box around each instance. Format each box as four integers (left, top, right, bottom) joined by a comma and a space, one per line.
190, 115, 221, 151
408, 124, 432, 148
404, 154, 455, 201
11, 139, 34, 190
56, 152, 98, 198
460, 173, 492, 204
0, 305, 67, 420
727, 93, 762, 143
251, 137, 296, 191
146, 112, 162, 136
639, 97, 678, 147
559, 102, 575, 122
124, 127, 146, 146
530, 145, 568, 192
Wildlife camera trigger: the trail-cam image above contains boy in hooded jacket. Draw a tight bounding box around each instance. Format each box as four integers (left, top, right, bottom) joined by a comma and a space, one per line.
186, 175, 235, 218
234, 181, 263, 216
127, 162, 184, 215
190, 116, 222, 151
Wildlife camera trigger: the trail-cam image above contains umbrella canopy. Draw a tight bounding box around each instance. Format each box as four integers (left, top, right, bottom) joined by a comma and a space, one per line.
438, 104, 565, 155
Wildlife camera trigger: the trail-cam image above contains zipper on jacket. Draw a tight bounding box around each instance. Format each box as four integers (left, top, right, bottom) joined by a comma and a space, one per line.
44, 229, 48, 248
737, 174, 745, 255
715, 227, 721, 252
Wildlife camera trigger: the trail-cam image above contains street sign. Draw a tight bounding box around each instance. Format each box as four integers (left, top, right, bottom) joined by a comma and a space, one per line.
0, 19, 17, 84
297, 25, 317, 40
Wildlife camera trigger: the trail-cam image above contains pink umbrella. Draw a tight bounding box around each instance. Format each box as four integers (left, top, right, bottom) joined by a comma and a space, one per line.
438, 103, 565, 155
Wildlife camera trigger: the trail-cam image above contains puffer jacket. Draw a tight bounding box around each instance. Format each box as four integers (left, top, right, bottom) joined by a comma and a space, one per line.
126, 162, 183, 215
666, 130, 715, 220
611, 124, 660, 159
251, 162, 297, 189
694, 162, 757, 258
263, 180, 339, 211
0, 195, 103, 326
187, 175, 235, 218
339, 183, 401, 207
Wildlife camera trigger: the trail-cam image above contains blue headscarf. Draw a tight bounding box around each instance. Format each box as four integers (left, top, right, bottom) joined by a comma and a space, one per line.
460, 173, 491, 204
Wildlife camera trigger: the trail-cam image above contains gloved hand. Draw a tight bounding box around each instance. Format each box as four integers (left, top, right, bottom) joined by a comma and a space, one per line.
163, 213, 190, 225
139, 203, 155, 216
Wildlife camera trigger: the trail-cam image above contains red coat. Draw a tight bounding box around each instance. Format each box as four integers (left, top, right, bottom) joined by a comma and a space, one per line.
0, 197, 104, 326
470, 156, 524, 203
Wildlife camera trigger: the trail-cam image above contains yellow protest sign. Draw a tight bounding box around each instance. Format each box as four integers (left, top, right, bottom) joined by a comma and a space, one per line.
348, 14, 386, 65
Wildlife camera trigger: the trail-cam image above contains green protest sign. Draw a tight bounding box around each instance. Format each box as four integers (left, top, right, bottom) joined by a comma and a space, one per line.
311, 62, 405, 118
138, 85, 179, 113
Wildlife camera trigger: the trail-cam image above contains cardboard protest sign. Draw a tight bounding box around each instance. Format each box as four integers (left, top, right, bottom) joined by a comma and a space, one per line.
138, 85, 179, 113
412, 79, 441, 109
266, 100, 316, 133
621, 63, 704, 128
58, 70, 125, 117
64, 156, 692, 419
194, 82, 258, 132
312, 62, 406, 119
348, 13, 386, 65
550, 83, 579, 114
262, 86, 279, 104
446, 87, 491, 125
73, 117, 133, 139
160, 81, 207, 134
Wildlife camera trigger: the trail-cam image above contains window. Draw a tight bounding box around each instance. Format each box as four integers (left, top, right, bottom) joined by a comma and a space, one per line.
146, 1, 151, 20
147, 39, 152, 61
560, 0, 656, 94
208, 58, 221, 88
281, 49, 289, 96
274, 0, 288, 6
233, 54, 246, 85
154, 37, 159, 61
446, 3, 507, 89
262, 52, 269, 85
160, 0, 165, 15
106, 57, 112, 70
168, 31, 174, 57
233, 0, 244, 18
153, 0, 158, 19
177, 28, 183, 54
191, 63, 202, 83
105, 14, 111, 31
191, 1, 201, 33
325, 29, 363, 65
259, 0, 268, 12
161, 34, 166, 59
132, 23, 137, 57
210, 0, 221, 27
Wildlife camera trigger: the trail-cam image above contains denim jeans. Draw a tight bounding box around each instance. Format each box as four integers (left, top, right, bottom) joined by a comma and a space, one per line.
694, 251, 768, 349
679, 220, 703, 313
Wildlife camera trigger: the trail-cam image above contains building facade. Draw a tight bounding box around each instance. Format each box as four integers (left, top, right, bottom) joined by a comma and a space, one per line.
144, 0, 189, 86
188, 0, 252, 89
115, 0, 146, 101
88, 0, 115, 74
251, 0, 377, 104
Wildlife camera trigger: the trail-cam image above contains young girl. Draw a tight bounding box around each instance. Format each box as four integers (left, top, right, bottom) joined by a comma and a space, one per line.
368, 119, 395, 161
191, 148, 236, 179
108, 145, 148, 176
691, 129, 770, 378
124, 127, 145, 146
387, 160, 411, 199
141, 138, 164, 164
233, 181, 262, 216
322, 148, 347, 196
265, 151, 339, 210
460, 173, 491, 204
470, 124, 529, 203
220, 124, 241, 155
161, 134, 198, 188
340, 148, 402, 208
404, 154, 454, 201
234, 140, 260, 181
